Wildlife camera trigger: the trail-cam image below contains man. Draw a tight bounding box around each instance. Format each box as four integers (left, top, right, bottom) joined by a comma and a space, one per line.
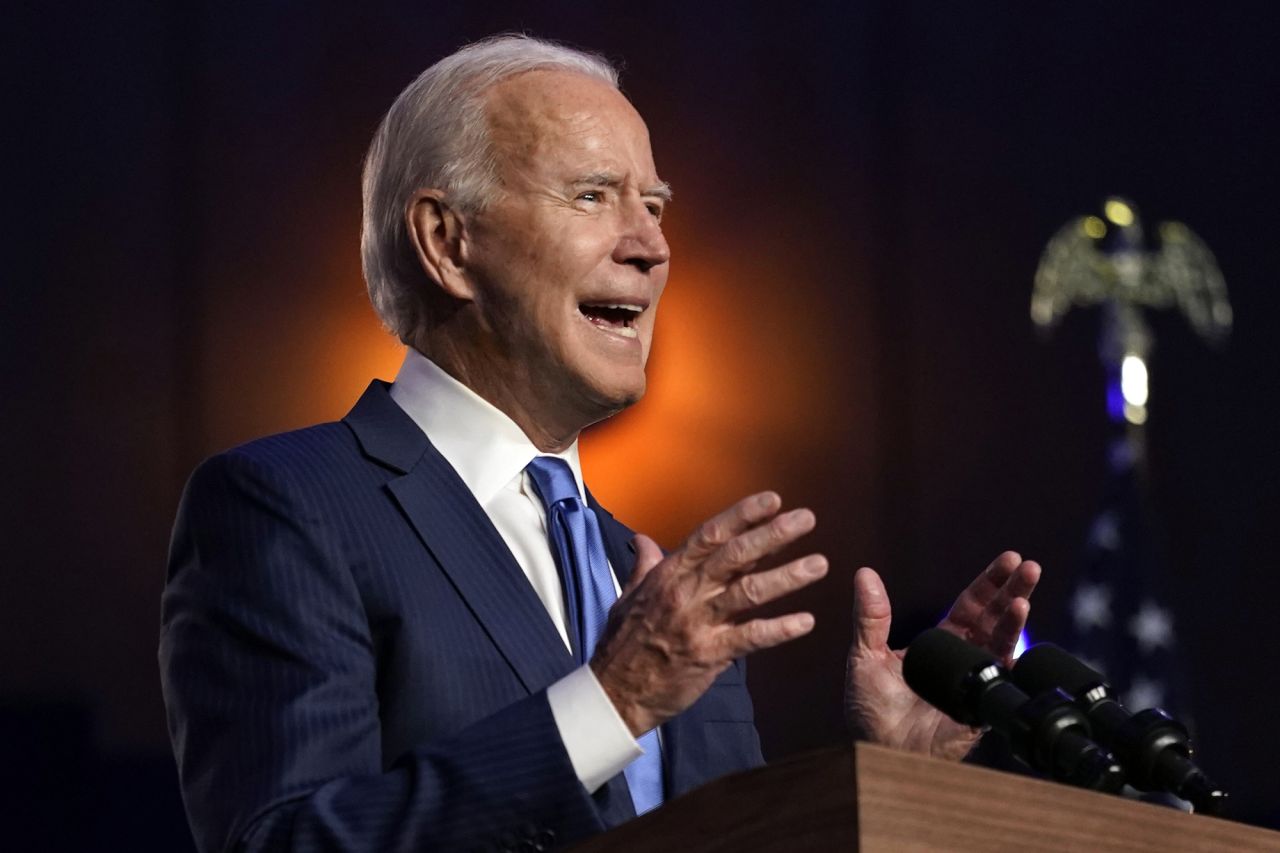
160, 34, 1039, 852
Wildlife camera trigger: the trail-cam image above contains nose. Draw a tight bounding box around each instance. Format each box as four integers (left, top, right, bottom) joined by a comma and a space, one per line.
614, 199, 670, 273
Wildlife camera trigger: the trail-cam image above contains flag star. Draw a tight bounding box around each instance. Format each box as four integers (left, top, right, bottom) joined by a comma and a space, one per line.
1072, 583, 1112, 631
1088, 511, 1122, 551
1128, 601, 1175, 654
1124, 675, 1166, 711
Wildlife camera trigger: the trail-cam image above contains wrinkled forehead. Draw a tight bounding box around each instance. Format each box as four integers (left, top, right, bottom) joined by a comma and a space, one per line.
482, 70, 657, 178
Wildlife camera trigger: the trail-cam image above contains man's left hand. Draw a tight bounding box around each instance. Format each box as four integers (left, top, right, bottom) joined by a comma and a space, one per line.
843, 551, 1041, 761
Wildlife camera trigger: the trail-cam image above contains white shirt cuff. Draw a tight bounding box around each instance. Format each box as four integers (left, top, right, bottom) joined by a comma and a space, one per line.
547, 664, 643, 793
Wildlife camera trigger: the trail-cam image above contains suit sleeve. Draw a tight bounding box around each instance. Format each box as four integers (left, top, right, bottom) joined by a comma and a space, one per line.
158, 450, 604, 853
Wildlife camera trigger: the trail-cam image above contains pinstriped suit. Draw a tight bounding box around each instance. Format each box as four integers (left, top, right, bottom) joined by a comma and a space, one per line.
159, 381, 764, 852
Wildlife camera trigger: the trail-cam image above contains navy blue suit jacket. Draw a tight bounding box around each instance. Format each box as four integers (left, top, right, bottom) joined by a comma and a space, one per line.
159, 381, 764, 852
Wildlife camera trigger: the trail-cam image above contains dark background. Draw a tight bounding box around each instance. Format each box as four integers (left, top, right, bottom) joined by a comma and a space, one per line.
9, 2, 1279, 848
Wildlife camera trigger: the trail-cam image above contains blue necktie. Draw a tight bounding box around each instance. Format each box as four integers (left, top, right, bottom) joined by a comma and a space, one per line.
525, 456, 665, 815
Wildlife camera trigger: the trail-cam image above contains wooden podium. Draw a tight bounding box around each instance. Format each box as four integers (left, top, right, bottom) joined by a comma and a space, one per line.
570, 742, 1280, 852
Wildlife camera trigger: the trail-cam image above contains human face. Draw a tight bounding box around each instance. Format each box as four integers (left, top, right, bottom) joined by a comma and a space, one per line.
460, 70, 670, 437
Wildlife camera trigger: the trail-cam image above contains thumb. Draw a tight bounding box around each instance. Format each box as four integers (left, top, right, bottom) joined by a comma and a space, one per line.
624, 534, 664, 594
852, 566, 893, 652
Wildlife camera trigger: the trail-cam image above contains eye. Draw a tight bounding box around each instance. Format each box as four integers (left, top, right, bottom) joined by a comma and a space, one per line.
646, 202, 665, 221
577, 190, 604, 203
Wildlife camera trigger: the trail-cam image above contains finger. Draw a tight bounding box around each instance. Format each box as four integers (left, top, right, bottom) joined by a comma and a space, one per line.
967, 558, 1039, 630
681, 492, 782, 563
1004, 560, 1041, 602
943, 551, 1025, 630
702, 508, 816, 580
973, 551, 1024, 600
852, 567, 892, 653
990, 596, 1030, 662
949, 558, 1042, 641
710, 554, 828, 617
722, 611, 816, 656
623, 534, 665, 594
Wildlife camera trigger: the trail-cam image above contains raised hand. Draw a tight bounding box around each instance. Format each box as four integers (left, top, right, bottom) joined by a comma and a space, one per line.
844, 552, 1041, 760
936, 550, 1040, 668
590, 491, 827, 737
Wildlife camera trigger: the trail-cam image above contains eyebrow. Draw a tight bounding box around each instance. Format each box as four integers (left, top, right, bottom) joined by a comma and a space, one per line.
646, 181, 674, 203
574, 173, 673, 203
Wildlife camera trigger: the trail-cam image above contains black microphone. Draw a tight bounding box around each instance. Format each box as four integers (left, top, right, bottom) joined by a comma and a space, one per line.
1011, 643, 1227, 815
903, 628, 1125, 793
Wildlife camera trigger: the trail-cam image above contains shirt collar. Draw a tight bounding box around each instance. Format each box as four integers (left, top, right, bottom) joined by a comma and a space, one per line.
387, 348, 586, 506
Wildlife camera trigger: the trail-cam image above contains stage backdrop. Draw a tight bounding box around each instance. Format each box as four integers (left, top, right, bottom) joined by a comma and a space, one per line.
8, 2, 1280, 848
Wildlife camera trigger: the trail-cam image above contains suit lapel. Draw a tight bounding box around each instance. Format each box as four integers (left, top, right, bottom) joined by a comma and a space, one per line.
587, 493, 638, 590
346, 382, 668, 812
346, 382, 576, 695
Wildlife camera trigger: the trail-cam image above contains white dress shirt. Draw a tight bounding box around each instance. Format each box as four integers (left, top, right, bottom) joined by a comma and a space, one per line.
388, 348, 642, 793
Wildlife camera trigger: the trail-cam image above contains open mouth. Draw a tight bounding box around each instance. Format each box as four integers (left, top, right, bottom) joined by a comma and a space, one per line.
578, 302, 644, 339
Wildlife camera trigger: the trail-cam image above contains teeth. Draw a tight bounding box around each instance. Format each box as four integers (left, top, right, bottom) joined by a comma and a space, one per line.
583, 324, 638, 338
579, 302, 643, 340
588, 303, 643, 313
580, 309, 640, 338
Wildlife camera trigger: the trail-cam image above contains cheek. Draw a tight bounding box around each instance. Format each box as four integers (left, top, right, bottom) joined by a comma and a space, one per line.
560, 235, 614, 284
645, 274, 669, 328
651, 272, 669, 305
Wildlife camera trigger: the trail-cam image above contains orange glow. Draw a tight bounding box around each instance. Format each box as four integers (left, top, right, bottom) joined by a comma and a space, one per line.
202, 199, 861, 553
288, 299, 404, 421
198, 221, 404, 448
295, 239, 407, 420
581, 241, 852, 547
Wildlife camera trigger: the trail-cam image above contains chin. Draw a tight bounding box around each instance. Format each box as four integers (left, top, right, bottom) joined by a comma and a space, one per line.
582, 372, 646, 420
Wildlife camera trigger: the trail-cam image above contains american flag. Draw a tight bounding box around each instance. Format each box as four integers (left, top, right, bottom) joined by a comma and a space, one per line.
1066, 428, 1186, 724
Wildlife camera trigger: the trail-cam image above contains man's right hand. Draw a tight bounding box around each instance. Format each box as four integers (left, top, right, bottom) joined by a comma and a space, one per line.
589, 491, 826, 737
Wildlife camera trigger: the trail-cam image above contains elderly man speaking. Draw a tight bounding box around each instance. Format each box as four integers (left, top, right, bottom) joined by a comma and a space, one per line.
159, 34, 1039, 853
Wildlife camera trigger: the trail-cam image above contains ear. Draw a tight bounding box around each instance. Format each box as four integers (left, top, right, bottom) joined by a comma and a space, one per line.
405, 189, 475, 301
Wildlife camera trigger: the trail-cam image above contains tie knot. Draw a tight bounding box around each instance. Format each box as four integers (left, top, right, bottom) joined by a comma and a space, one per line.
526, 456, 580, 509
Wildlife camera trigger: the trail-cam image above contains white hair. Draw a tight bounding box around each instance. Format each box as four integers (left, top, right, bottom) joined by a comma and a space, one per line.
360, 34, 620, 341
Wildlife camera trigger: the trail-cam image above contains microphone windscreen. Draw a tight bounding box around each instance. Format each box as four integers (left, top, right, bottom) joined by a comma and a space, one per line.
902, 628, 995, 719
1013, 643, 1107, 697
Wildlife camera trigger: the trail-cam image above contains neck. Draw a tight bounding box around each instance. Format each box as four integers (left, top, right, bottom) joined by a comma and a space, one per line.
411, 336, 594, 454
